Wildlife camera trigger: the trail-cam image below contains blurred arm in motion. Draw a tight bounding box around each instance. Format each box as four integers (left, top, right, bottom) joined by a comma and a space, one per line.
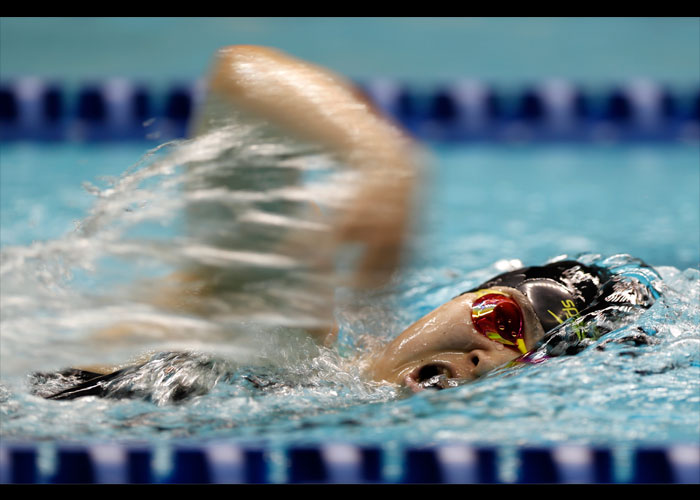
97, 45, 419, 348
195, 45, 418, 289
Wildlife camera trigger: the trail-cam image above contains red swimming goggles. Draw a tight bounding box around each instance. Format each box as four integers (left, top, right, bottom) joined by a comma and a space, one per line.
470, 290, 527, 354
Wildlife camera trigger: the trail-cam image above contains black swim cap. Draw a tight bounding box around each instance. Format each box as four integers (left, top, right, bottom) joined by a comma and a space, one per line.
467, 261, 609, 333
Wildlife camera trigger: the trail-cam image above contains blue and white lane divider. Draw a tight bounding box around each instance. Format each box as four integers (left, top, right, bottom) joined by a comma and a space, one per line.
2, 443, 698, 483
1, 78, 698, 142
0, 78, 205, 142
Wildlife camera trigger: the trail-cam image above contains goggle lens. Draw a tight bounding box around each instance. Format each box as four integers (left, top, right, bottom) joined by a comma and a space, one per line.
471, 292, 526, 353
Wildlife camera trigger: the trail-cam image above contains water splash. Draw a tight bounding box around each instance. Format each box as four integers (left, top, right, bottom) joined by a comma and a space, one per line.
0, 119, 360, 378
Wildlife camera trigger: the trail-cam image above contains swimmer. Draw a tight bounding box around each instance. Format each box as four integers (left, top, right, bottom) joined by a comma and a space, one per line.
31, 47, 662, 401
369, 254, 662, 392
34, 254, 662, 401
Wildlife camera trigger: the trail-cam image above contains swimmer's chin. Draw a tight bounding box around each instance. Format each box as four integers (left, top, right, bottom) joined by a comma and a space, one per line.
380, 374, 467, 396
402, 373, 457, 394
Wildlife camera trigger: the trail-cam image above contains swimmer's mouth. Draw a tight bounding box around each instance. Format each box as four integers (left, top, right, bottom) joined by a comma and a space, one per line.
404, 363, 460, 393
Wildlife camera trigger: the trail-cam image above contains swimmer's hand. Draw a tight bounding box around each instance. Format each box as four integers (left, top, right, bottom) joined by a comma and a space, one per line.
195, 45, 418, 289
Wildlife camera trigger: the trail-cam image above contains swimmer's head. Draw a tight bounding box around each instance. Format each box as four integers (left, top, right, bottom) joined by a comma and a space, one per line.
370, 286, 546, 392
370, 261, 606, 391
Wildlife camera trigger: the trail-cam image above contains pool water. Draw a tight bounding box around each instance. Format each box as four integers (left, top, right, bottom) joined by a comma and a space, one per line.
0, 137, 699, 482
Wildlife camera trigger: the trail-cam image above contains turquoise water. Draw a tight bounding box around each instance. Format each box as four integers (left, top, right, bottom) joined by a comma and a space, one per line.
3, 142, 698, 270
0, 141, 698, 456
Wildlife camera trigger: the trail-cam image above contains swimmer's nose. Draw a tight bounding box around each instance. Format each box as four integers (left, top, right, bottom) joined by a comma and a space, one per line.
374, 345, 517, 392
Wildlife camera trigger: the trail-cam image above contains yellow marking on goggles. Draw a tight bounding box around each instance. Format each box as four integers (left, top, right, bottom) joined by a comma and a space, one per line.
474, 288, 509, 298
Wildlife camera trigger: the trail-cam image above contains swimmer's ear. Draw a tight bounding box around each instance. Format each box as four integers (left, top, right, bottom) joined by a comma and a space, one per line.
193, 45, 419, 289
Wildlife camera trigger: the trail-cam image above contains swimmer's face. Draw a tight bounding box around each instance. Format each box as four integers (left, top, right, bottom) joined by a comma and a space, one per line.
370, 286, 545, 392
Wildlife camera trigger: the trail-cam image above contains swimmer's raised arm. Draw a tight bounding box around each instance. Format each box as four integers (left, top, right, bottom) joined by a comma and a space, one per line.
192, 45, 418, 288
94, 46, 419, 350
